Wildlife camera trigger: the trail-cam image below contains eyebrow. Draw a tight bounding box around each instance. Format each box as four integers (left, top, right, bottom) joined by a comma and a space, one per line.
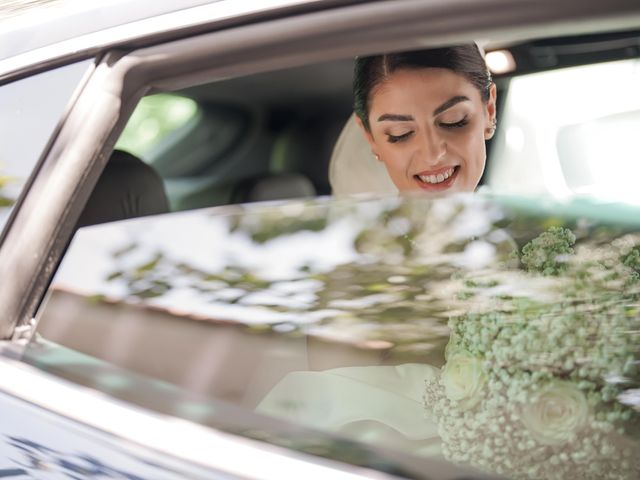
432, 95, 470, 116
376, 95, 471, 123
377, 113, 414, 122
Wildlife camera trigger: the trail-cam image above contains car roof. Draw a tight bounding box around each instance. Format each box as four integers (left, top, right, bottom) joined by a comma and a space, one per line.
0, 0, 344, 81
0, 0, 219, 61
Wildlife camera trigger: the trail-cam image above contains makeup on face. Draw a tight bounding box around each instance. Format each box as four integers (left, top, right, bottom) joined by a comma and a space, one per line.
364, 68, 494, 195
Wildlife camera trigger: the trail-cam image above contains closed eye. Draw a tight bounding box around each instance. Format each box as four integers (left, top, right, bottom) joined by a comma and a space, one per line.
387, 131, 414, 144
440, 117, 468, 129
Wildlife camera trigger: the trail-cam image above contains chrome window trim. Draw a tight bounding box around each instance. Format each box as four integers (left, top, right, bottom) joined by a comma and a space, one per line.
0, 0, 639, 337
0, 352, 392, 479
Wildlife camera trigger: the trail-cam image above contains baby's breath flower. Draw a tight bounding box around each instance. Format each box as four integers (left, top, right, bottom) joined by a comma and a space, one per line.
423, 225, 640, 479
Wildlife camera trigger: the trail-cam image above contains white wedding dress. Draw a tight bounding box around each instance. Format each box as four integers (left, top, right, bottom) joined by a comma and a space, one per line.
256, 363, 442, 456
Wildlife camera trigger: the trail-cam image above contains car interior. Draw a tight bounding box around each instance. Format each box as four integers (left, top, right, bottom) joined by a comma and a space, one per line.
129, 58, 353, 210
75, 28, 639, 224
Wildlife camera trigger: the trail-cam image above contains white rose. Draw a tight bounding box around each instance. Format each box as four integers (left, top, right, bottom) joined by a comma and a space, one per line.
521, 380, 589, 445
441, 350, 486, 410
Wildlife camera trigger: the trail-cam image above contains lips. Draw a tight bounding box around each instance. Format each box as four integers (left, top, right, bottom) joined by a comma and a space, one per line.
414, 166, 459, 191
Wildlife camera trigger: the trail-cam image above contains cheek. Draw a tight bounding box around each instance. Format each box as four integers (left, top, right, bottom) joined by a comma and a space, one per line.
378, 144, 412, 170
456, 132, 487, 186
462, 135, 486, 164
381, 156, 407, 182
378, 150, 415, 189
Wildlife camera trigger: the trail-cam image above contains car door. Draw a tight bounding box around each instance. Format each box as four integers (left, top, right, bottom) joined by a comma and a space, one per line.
1, 0, 640, 478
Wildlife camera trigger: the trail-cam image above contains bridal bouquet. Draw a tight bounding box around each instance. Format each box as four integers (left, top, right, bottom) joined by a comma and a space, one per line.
424, 227, 640, 479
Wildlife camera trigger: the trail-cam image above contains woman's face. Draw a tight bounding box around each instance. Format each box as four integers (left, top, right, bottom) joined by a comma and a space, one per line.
360, 67, 497, 194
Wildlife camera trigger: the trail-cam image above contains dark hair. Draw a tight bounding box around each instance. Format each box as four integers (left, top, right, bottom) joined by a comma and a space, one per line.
354, 44, 492, 131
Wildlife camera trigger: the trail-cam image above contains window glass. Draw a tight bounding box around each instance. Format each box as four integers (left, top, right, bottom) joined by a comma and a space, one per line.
486, 58, 640, 202
0, 59, 93, 232
35, 194, 640, 478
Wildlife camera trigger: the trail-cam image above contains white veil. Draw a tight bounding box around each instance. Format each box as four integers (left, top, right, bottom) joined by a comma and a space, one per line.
328, 113, 398, 195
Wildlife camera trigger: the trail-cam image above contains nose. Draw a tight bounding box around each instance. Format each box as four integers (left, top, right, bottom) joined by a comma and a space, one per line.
416, 129, 446, 166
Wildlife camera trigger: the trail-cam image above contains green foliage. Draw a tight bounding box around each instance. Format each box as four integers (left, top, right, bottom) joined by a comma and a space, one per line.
251, 217, 327, 244
228, 203, 329, 244
622, 245, 640, 274
0, 169, 16, 208
115, 94, 198, 157
520, 226, 576, 276
98, 197, 640, 369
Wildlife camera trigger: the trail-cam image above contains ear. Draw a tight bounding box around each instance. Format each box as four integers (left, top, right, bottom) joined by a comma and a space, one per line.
484, 83, 498, 140
354, 114, 381, 161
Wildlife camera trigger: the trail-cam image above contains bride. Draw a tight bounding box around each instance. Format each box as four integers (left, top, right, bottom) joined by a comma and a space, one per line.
258, 63, 640, 472
258, 43, 497, 456
330, 44, 497, 195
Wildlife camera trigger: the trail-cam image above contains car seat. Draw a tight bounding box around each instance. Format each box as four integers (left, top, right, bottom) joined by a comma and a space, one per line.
230, 173, 315, 203
76, 149, 169, 228
270, 114, 347, 195
231, 113, 348, 203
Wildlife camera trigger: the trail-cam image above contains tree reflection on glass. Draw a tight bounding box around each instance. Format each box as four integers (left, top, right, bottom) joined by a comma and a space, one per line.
51, 194, 640, 477
96, 196, 639, 363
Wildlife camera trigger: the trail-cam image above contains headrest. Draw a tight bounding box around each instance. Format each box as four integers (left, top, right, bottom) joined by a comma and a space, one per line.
77, 150, 169, 228
329, 113, 397, 195
271, 115, 346, 195
232, 173, 315, 203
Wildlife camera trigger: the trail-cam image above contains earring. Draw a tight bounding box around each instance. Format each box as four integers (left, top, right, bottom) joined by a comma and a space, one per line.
374, 153, 380, 162
487, 118, 497, 137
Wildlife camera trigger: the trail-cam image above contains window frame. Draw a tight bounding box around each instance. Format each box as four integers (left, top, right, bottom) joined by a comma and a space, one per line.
0, 59, 97, 244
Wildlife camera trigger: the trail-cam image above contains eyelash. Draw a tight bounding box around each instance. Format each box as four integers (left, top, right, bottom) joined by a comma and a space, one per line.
440, 117, 469, 129
387, 132, 413, 144
386, 117, 469, 143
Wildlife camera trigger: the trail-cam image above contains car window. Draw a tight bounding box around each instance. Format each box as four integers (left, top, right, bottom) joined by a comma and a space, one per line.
485, 58, 640, 201
0, 59, 92, 234
34, 193, 640, 478
21, 22, 640, 478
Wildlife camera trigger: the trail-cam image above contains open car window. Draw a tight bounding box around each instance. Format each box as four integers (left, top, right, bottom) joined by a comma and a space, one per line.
101, 40, 640, 213
113, 60, 352, 211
